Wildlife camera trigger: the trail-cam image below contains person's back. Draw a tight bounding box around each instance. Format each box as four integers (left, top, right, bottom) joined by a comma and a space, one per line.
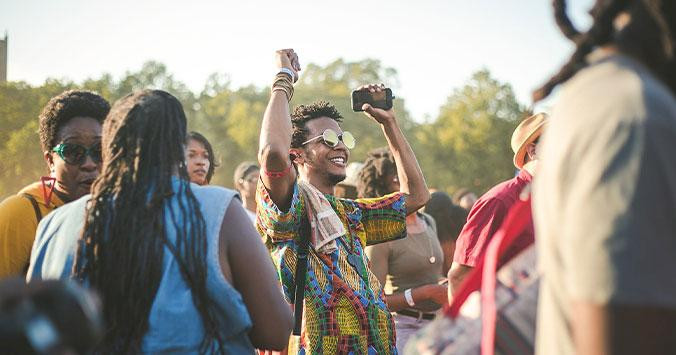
29, 90, 291, 354
535, 50, 676, 355
29, 180, 254, 353
532, 1, 676, 354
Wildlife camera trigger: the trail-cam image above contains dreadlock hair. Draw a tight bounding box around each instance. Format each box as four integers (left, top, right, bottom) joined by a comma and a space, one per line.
73, 90, 227, 353
357, 147, 397, 198
187, 131, 218, 183
290, 100, 343, 150
38, 90, 110, 153
424, 191, 468, 243
534, 0, 675, 102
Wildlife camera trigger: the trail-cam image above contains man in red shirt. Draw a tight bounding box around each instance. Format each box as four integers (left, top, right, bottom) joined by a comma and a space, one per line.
447, 112, 547, 296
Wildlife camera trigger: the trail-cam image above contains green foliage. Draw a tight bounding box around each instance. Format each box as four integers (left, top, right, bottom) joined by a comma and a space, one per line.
0, 61, 525, 201
293, 58, 416, 167
419, 69, 526, 194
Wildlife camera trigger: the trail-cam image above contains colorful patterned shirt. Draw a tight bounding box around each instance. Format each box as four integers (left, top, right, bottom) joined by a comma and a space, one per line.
257, 181, 407, 354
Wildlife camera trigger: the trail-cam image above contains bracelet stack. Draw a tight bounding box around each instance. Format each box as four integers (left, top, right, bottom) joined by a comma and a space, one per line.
272, 71, 294, 102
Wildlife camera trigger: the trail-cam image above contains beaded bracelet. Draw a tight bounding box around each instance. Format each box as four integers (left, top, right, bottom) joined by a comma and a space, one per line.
263, 163, 292, 179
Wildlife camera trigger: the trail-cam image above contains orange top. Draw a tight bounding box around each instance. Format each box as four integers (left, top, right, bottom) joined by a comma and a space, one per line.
0, 181, 64, 278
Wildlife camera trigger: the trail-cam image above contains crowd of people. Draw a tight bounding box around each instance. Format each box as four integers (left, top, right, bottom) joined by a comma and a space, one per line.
0, 0, 675, 354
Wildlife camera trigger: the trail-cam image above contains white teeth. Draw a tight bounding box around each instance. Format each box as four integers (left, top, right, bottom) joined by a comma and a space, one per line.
330, 157, 345, 164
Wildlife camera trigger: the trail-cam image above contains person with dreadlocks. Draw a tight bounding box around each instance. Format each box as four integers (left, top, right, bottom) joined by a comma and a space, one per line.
27, 90, 292, 353
256, 49, 429, 354
532, 1, 676, 354
358, 147, 446, 352
0, 90, 110, 279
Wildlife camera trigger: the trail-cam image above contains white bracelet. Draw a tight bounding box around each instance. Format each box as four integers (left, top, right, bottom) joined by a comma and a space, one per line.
278, 67, 297, 83
404, 288, 415, 307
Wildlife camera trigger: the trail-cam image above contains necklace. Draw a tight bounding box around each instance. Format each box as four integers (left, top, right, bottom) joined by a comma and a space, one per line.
427, 235, 436, 264
408, 214, 436, 264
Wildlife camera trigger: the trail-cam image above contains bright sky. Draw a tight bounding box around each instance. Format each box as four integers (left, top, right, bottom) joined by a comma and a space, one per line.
1, 0, 594, 120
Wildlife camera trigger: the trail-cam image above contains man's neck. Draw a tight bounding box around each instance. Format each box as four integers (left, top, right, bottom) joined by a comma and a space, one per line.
300, 174, 335, 195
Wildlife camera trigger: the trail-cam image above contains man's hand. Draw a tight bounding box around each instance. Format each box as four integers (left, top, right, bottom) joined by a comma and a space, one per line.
275, 49, 301, 81
358, 84, 396, 124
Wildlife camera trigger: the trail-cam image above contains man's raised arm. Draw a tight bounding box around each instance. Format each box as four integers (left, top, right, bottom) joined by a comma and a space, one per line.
359, 84, 430, 214
258, 49, 300, 210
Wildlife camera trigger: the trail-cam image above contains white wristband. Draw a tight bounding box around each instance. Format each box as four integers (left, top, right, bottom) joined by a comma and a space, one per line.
404, 288, 415, 307
278, 67, 297, 83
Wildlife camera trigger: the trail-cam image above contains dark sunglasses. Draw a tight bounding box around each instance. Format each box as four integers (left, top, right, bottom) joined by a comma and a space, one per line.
302, 129, 356, 149
52, 143, 102, 165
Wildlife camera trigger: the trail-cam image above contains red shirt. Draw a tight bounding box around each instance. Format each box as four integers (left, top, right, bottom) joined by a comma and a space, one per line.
453, 169, 534, 267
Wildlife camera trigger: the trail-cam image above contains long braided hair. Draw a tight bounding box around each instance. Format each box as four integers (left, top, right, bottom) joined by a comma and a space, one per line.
534, 0, 675, 101
73, 90, 226, 353
356, 147, 397, 198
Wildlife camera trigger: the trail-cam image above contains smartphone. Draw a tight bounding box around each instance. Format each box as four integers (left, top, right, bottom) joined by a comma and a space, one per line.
351, 88, 394, 112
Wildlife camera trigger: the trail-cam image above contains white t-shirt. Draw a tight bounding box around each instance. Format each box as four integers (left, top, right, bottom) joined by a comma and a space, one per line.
533, 51, 676, 354
245, 208, 256, 224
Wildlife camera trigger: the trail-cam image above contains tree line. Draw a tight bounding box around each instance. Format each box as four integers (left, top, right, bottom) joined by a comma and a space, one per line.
0, 59, 526, 200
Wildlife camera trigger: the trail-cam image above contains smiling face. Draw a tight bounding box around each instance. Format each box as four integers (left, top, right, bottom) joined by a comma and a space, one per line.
44, 116, 102, 201
185, 138, 211, 185
294, 117, 350, 190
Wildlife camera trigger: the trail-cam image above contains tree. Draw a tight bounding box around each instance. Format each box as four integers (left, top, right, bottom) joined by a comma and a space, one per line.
0, 62, 200, 199
419, 69, 526, 194
0, 62, 525, 200
0, 80, 73, 199
293, 58, 417, 169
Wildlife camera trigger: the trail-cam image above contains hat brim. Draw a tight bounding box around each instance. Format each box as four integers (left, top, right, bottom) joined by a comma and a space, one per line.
513, 125, 544, 169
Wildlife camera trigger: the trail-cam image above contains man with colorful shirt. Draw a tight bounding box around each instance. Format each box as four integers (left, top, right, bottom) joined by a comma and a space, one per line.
256, 49, 429, 354
447, 113, 547, 296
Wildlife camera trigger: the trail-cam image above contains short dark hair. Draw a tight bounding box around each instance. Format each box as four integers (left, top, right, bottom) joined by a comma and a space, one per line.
356, 147, 397, 198
38, 90, 111, 152
187, 131, 218, 183
425, 191, 468, 242
290, 101, 343, 149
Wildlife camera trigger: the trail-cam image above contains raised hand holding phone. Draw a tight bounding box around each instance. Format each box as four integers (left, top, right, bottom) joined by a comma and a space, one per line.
355, 84, 396, 125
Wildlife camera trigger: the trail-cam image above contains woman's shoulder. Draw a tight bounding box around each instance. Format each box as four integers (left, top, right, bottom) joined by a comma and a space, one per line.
190, 184, 239, 205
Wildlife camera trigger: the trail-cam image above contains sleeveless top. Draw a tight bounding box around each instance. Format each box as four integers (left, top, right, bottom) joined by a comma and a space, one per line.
27, 177, 254, 354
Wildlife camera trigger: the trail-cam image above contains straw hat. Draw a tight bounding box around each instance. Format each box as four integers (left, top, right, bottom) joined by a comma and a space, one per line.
511, 112, 548, 169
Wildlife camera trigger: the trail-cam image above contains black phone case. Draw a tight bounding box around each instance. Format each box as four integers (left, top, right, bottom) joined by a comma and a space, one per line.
351, 88, 393, 112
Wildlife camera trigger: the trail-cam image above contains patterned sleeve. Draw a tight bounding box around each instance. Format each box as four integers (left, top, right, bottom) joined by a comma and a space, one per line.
351, 192, 406, 246
255, 179, 304, 243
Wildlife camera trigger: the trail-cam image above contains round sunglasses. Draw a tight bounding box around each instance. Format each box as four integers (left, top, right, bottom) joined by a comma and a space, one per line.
302, 129, 356, 149
52, 143, 103, 165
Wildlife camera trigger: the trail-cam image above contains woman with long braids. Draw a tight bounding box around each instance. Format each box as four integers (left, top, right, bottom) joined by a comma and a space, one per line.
358, 147, 447, 352
27, 90, 292, 353
533, 1, 676, 354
